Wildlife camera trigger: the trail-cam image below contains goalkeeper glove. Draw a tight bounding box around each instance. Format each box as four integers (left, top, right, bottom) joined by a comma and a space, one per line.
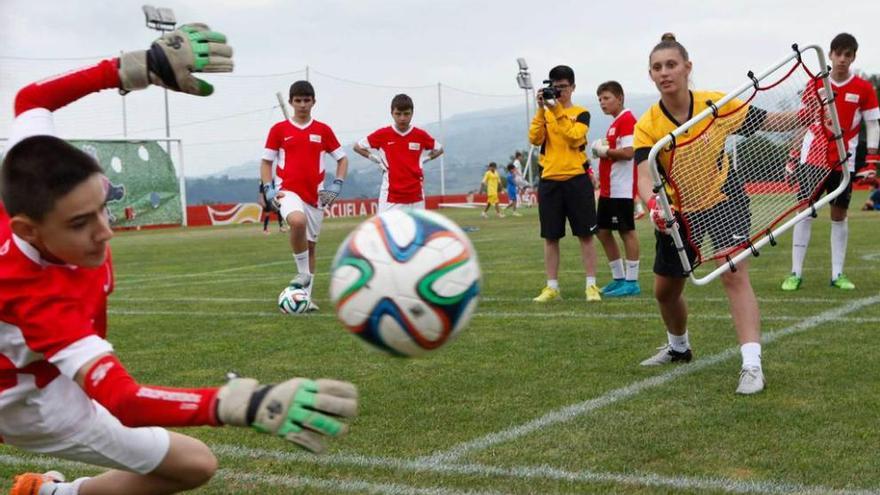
260, 182, 280, 209
368, 153, 388, 173
217, 377, 357, 454
319, 179, 344, 208
647, 195, 673, 234
590, 138, 609, 158
119, 23, 233, 96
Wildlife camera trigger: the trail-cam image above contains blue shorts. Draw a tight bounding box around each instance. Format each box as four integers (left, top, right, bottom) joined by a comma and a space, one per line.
507, 186, 517, 200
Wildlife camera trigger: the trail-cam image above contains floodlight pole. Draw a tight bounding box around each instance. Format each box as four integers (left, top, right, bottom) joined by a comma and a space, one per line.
516, 58, 536, 184
142, 5, 176, 152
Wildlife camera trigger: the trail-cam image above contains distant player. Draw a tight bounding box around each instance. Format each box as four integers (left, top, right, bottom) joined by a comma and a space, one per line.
590, 81, 641, 297
259, 182, 285, 234
353, 94, 443, 212
2, 25, 357, 495
480, 162, 504, 218
503, 163, 523, 216
782, 33, 880, 291
260, 81, 349, 308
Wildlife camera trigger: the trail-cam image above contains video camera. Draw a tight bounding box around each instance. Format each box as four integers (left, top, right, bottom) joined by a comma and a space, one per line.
540, 80, 561, 102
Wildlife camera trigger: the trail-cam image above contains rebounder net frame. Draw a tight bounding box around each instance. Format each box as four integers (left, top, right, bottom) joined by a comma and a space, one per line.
647, 44, 849, 285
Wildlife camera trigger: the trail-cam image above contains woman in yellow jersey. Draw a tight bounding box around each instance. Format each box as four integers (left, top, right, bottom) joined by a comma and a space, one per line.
633, 33, 779, 395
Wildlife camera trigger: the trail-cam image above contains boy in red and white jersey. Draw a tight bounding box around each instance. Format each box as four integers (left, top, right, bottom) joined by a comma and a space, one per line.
260, 81, 349, 307
782, 33, 880, 291
590, 81, 641, 297
353, 94, 443, 212
3, 25, 356, 495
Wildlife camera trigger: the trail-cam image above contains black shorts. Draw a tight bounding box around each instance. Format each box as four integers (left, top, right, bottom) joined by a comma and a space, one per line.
538, 174, 597, 239
653, 197, 751, 277
597, 197, 635, 231
796, 166, 852, 209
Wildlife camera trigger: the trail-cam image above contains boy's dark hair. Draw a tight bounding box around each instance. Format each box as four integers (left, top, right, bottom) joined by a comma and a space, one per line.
488, 162, 497, 168
830, 33, 858, 54
391, 94, 414, 112
597, 81, 624, 100
1, 136, 103, 221
506, 163, 516, 171
289, 80, 315, 99
548, 65, 575, 85
515, 151, 523, 158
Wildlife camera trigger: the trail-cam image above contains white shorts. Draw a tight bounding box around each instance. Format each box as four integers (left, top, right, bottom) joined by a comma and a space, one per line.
277, 190, 324, 242
2, 378, 169, 475
378, 199, 425, 213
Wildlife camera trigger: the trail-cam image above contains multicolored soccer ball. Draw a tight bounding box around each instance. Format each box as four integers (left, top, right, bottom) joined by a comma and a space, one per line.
329, 209, 480, 357
278, 286, 310, 314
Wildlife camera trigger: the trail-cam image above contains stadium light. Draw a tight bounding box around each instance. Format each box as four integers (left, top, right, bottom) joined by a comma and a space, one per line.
142, 5, 177, 32
142, 5, 176, 152
516, 58, 535, 183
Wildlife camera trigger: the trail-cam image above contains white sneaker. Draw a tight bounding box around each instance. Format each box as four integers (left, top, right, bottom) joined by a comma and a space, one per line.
736, 366, 765, 395
290, 273, 312, 290
639, 344, 693, 366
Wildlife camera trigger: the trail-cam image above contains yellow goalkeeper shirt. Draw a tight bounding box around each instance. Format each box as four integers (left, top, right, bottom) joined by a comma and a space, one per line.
529, 104, 590, 181
633, 90, 766, 212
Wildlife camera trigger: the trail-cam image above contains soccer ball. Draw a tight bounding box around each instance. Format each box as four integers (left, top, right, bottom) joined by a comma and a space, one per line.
329, 209, 480, 357
278, 286, 310, 314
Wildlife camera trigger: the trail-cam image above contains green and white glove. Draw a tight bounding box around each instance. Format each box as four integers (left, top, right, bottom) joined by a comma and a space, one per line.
119, 23, 233, 96
217, 377, 358, 453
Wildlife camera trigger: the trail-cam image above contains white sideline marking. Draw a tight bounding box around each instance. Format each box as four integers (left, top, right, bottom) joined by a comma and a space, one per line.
211, 445, 880, 495
111, 294, 872, 305
0, 454, 506, 495
105, 307, 880, 324
419, 294, 880, 465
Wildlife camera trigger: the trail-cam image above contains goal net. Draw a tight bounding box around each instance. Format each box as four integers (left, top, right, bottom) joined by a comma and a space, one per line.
648, 44, 849, 284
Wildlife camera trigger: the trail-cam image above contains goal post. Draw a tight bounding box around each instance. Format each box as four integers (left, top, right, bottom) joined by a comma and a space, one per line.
647, 44, 849, 285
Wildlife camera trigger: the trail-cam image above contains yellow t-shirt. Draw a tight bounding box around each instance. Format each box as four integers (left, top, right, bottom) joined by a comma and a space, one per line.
529, 104, 590, 181
633, 90, 765, 212
482, 170, 500, 198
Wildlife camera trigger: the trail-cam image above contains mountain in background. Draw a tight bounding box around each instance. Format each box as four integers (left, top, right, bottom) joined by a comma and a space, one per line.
186, 95, 657, 204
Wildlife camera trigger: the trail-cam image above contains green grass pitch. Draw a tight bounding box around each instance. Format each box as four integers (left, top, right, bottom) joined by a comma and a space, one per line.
2, 195, 879, 494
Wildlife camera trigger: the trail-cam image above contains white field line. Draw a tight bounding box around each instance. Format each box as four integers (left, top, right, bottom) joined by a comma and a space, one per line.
110, 295, 866, 305
105, 307, 880, 324
418, 294, 880, 465
207, 444, 880, 495
0, 454, 508, 495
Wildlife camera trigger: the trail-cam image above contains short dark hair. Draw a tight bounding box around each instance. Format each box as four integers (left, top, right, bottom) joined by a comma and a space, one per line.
597, 81, 624, 100
548, 65, 575, 85
1, 136, 103, 221
830, 33, 858, 54
515, 151, 523, 158
488, 162, 497, 168
506, 163, 516, 171
391, 94, 414, 112
289, 80, 315, 99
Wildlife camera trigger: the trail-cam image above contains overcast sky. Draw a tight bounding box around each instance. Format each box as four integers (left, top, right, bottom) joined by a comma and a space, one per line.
2, 0, 879, 176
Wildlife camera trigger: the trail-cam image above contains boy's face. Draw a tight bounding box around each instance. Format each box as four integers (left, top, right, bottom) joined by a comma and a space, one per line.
12, 173, 113, 268
391, 108, 413, 131
551, 79, 574, 105
597, 91, 623, 116
829, 48, 856, 76
289, 95, 315, 119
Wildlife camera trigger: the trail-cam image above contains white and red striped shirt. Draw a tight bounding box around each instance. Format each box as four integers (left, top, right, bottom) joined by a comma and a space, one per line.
800, 74, 880, 171
359, 126, 440, 204
262, 119, 345, 207
598, 109, 637, 199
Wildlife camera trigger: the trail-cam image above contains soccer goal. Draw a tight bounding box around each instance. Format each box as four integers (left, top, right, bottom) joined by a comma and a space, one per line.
648, 44, 849, 285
